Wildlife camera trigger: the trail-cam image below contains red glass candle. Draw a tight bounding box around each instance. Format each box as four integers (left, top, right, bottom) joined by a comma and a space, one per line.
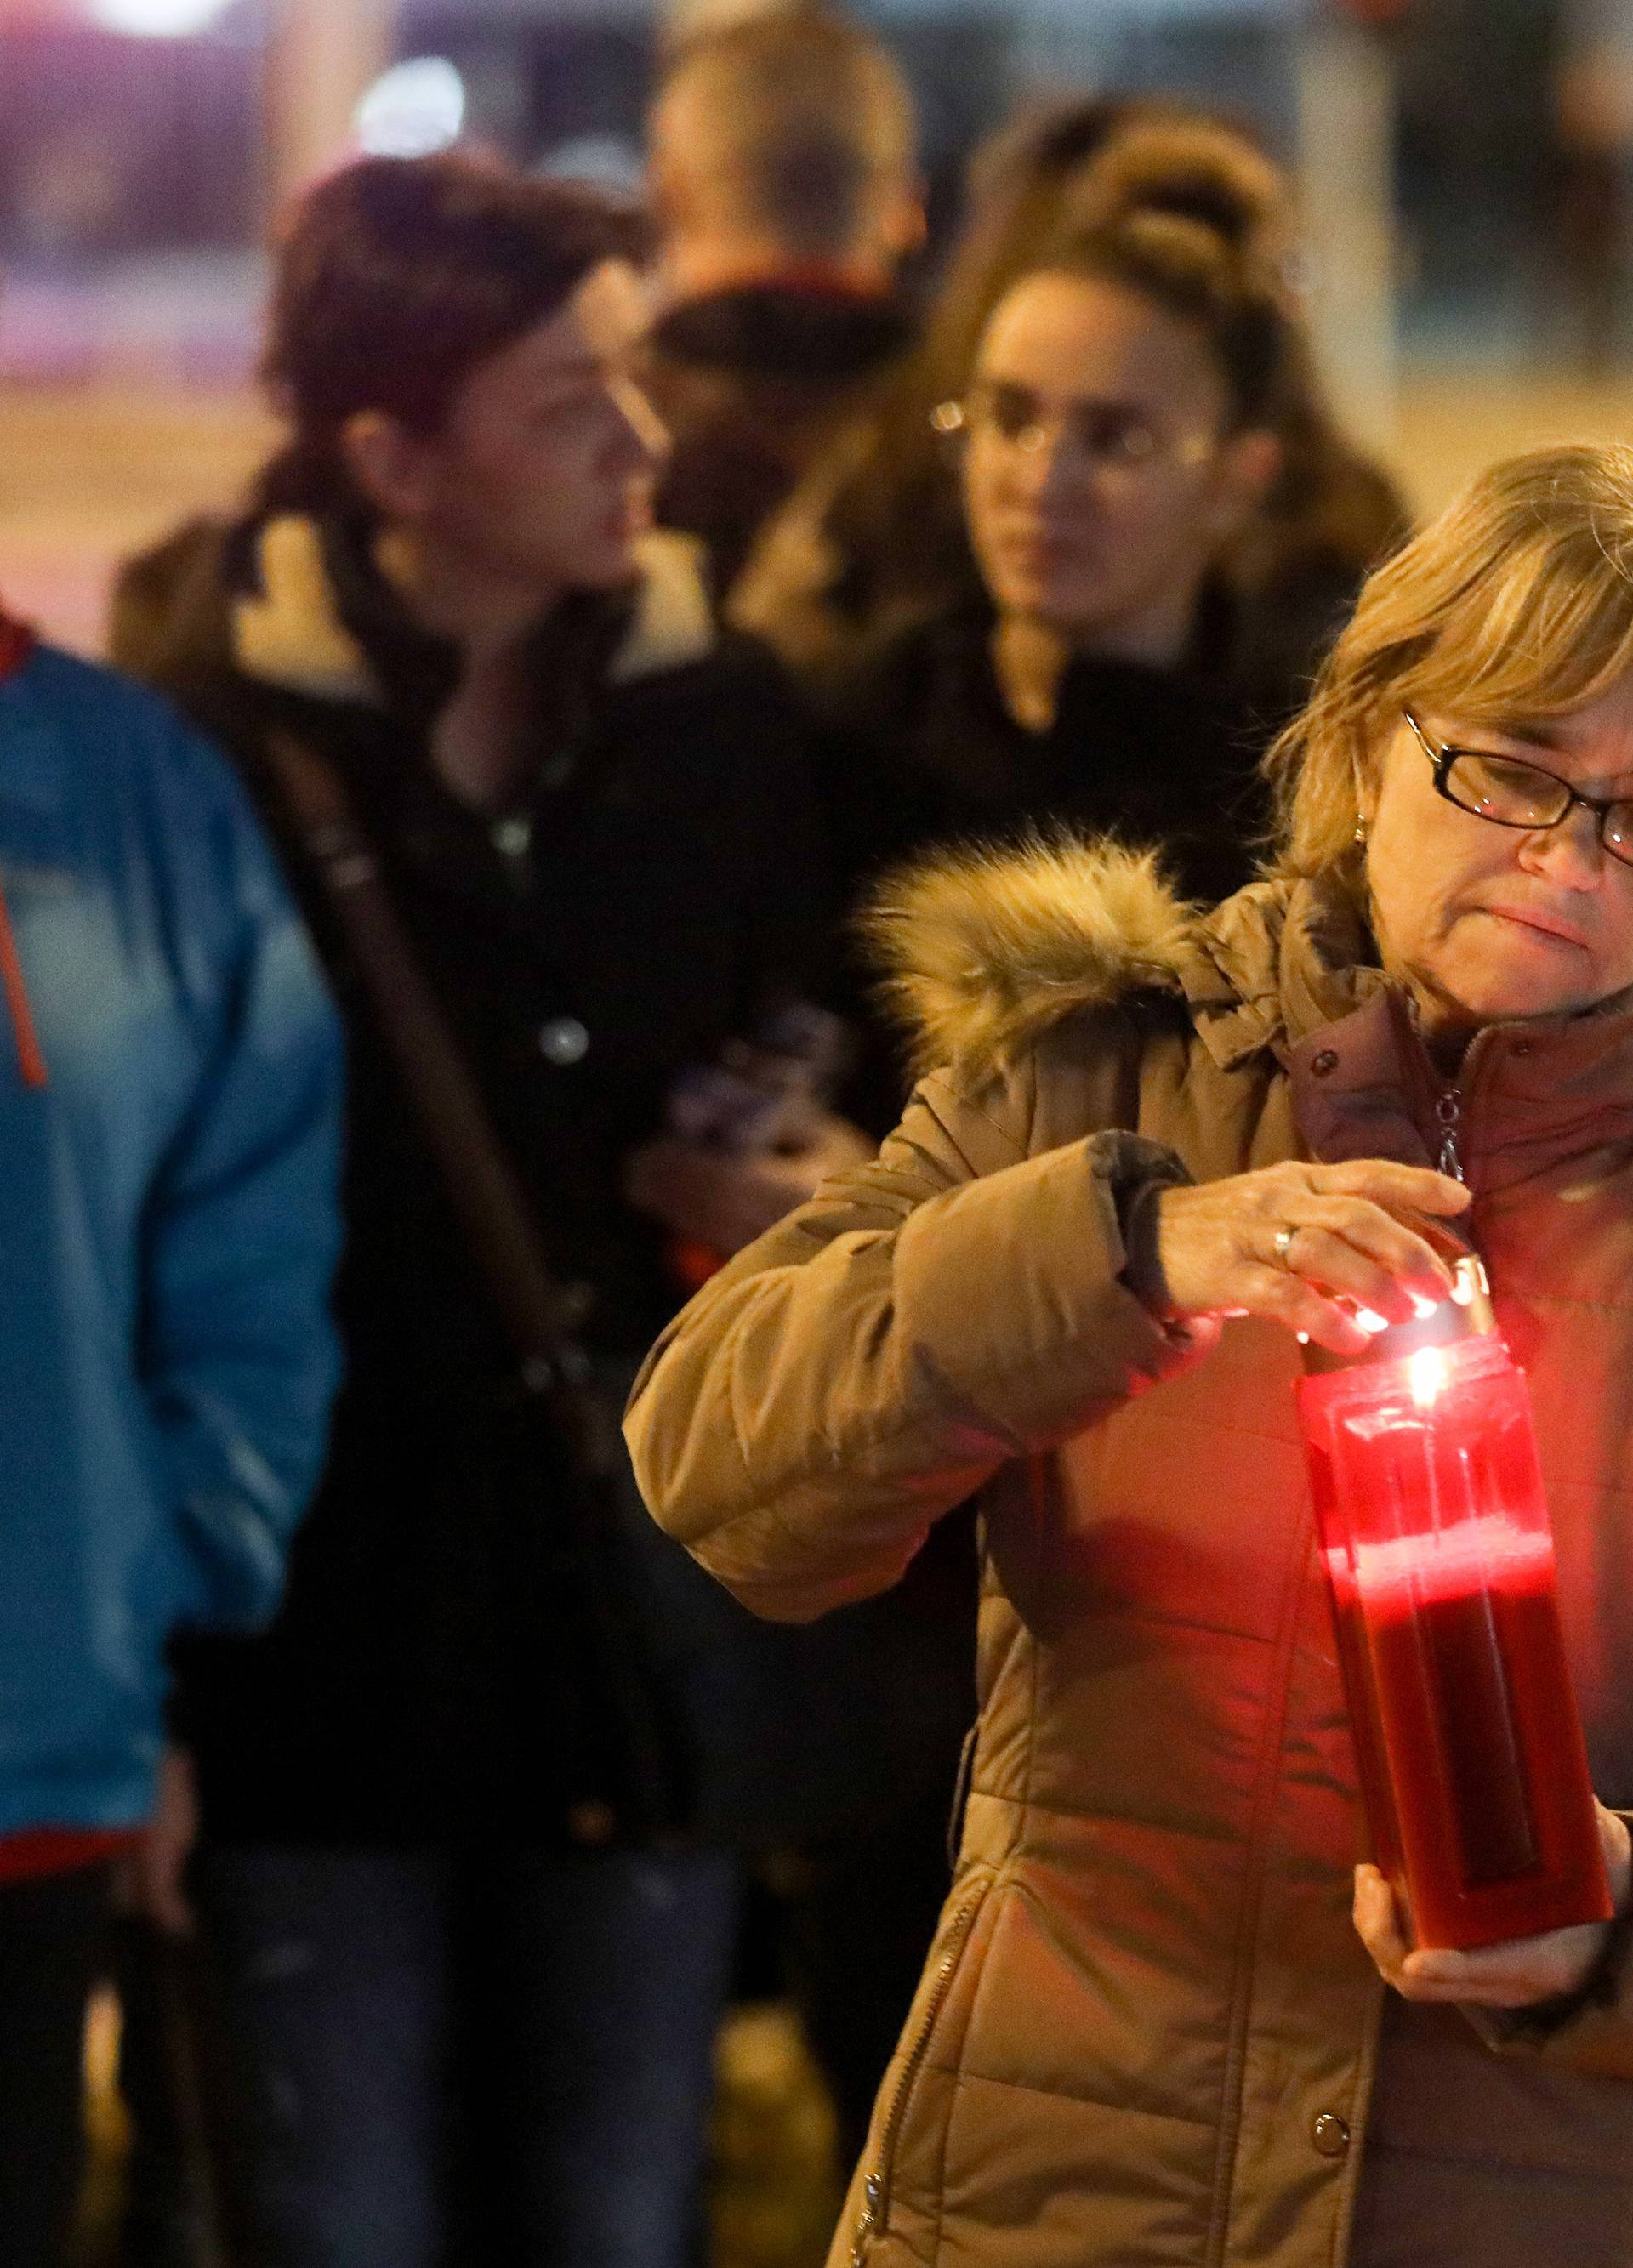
1300, 1262, 1610, 1951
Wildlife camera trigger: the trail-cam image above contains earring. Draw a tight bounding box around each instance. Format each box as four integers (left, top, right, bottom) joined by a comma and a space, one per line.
1353, 819, 1368, 847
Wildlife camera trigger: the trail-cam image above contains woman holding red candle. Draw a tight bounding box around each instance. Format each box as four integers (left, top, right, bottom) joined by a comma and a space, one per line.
627, 442, 1633, 2268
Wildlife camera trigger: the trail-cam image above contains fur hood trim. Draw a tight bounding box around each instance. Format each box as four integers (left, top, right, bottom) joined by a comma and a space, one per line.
234, 516, 384, 705
861, 836, 1239, 1076
231, 517, 718, 704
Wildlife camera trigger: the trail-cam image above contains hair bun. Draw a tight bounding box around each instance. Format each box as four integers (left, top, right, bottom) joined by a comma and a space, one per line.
1064, 119, 1289, 265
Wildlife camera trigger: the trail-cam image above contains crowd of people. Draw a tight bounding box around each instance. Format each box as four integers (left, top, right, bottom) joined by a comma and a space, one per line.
7, 5, 1633, 2266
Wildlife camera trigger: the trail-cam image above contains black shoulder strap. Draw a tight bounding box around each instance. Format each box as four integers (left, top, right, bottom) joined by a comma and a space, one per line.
259, 728, 615, 1478
260, 727, 687, 1837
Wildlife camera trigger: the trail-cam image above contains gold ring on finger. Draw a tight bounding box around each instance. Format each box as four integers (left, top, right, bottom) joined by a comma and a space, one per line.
1272, 1223, 1299, 1270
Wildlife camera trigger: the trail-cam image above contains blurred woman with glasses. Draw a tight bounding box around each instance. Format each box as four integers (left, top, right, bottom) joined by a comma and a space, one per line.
820, 142, 1321, 1136
734, 105, 1403, 691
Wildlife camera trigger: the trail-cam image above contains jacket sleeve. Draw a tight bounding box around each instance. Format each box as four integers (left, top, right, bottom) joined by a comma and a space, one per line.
624, 1045, 1199, 1623
139, 753, 344, 1635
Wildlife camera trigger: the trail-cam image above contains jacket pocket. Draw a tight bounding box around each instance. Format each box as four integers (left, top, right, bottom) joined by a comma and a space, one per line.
851, 1871, 994, 2265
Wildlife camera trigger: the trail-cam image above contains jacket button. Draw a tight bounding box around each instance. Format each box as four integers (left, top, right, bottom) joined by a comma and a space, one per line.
1312, 1049, 1340, 1077
1311, 2111, 1351, 2158
538, 1016, 589, 1066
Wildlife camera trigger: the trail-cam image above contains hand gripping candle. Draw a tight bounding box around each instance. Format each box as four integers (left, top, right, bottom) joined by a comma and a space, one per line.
1299, 1257, 1611, 1951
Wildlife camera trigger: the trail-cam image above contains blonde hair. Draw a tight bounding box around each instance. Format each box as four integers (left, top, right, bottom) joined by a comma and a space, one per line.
1268, 443, 1633, 878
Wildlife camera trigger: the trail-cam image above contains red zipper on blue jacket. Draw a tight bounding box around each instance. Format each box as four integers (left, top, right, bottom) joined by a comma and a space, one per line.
0, 611, 47, 1089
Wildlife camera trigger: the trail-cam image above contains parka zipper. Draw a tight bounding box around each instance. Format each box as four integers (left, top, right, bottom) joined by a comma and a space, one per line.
1433, 1086, 1464, 1181
1404, 988, 1467, 1185
851, 1879, 988, 2266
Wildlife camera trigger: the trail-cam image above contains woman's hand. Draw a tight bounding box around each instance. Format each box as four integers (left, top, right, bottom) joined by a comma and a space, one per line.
1354, 1805, 1633, 2009
1149, 1160, 1472, 1356
112, 1743, 199, 1939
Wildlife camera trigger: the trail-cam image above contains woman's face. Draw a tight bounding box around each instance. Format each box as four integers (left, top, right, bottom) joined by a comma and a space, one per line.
959, 270, 1277, 662
1364, 679, 1633, 1042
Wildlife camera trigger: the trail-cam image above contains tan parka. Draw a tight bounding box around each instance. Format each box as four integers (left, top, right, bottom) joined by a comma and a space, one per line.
626, 844, 1633, 2268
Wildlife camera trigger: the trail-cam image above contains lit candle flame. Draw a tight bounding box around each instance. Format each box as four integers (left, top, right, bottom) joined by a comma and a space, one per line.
1409, 1346, 1448, 1408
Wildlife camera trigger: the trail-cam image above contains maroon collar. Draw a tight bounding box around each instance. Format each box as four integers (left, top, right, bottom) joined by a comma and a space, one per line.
1288, 983, 1633, 1194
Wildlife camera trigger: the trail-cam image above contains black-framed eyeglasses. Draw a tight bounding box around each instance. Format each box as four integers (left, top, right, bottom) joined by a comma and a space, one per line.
1403, 709, 1633, 871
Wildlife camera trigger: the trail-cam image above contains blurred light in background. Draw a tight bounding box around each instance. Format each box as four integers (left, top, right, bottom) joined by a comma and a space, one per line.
354, 56, 465, 160
88, 0, 230, 31
538, 134, 645, 197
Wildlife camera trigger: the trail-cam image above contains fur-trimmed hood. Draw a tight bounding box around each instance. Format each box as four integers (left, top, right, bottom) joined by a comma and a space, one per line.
860, 835, 1379, 1077
230, 517, 717, 704
111, 513, 719, 711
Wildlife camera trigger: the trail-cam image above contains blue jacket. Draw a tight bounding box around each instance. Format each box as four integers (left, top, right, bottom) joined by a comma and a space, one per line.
0, 639, 343, 1837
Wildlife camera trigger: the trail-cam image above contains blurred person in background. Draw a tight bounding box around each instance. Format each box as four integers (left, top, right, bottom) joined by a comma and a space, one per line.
1551, 0, 1633, 374
776, 126, 1394, 2169
730, 92, 1154, 672
0, 604, 341, 2266
733, 104, 1405, 694
111, 151, 859, 2268
822, 136, 1297, 970
645, 0, 925, 602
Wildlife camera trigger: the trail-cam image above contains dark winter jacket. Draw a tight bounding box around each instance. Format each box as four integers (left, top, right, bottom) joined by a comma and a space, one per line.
819, 594, 1272, 1132
650, 273, 913, 604
111, 511, 833, 1844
